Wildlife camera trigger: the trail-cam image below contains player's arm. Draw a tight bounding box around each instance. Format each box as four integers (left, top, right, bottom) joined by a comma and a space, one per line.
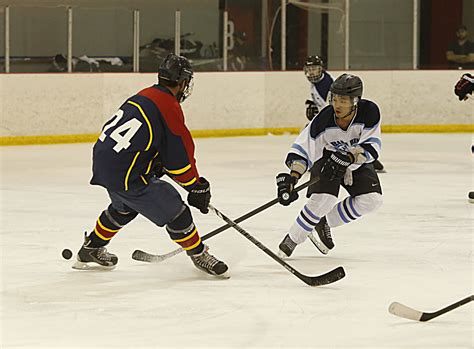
305, 100, 318, 121
446, 50, 468, 63
277, 122, 324, 205
455, 73, 474, 101
350, 102, 382, 167
160, 106, 211, 213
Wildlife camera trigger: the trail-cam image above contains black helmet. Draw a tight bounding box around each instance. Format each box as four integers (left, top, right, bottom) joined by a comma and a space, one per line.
304, 55, 324, 83
158, 54, 194, 102
158, 53, 193, 84
330, 73, 363, 98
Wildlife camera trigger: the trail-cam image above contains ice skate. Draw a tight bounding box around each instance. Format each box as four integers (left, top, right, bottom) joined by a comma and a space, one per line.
72, 233, 118, 270
190, 245, 228, 277
278, 233, 297, 258
313, 217, 334, 253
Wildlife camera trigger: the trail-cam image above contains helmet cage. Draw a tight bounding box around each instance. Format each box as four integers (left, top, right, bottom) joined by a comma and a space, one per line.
177, 76, 194, 103
304, 65, 323, 82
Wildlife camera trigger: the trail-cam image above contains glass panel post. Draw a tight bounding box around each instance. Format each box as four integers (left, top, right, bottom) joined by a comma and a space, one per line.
223, 10, 228, 71
281, 0, 286, 70
5, 6, 9, 73
413, 0, 418, 69
133, 10, 139, 72
344, 0, 349, 70
67, 7, 73, 73
175, 10, 181, 56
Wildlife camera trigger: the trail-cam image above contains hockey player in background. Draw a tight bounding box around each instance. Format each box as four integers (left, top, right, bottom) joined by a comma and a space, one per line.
277, 73, 383, 256
72, 53, 228, 276
303, 56, 385, 172
303, 55, 333, 122
454, 73, 474, 100
454, 73, 474, 203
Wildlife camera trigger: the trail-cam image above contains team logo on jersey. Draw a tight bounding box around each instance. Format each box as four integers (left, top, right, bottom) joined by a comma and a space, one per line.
330, 138, 359, 152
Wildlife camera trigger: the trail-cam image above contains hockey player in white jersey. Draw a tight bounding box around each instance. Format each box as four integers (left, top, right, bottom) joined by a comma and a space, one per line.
277, 73, 383, 257
303, 56, 385, 172
303, 55, 333, 121
454, 73, 474, 202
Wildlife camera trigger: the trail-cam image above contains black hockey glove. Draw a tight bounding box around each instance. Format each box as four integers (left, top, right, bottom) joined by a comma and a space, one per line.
187, 177, 211, 214
151, 158, 165, 178
454, 73, 474, 101
305, 100, 319, 121
321, 152, 354, 181
276, 173, 299, 206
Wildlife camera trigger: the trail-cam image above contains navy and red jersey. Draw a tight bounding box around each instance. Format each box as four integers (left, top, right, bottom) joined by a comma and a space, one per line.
90, 84, 200, 192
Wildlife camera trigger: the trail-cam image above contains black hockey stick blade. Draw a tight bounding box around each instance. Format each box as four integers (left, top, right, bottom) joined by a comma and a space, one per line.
389, 295, 474, 322
132, 177, 320, 263
208, 204, 345, 287
297, 266, 345, 287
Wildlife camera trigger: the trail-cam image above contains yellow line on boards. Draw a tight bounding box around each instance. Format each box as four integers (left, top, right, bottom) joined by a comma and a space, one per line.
0, 125, 472, 146
381, 124, 474, 133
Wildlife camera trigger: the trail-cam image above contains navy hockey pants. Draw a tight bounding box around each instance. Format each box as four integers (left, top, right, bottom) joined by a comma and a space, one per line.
107, 177, 184, 227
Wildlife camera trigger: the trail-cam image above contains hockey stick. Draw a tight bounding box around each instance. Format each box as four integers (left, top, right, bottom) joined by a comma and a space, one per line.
132, 177, 319, 263
389, 295, 474, 322
208, 204, 345, 286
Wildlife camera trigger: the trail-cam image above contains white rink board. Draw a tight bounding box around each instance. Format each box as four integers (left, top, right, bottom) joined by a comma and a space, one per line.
1, 133, 473, 348
1, 70, 473, 137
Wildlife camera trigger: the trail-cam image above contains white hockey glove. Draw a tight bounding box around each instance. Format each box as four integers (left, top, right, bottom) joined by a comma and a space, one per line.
348, 146, 368, 165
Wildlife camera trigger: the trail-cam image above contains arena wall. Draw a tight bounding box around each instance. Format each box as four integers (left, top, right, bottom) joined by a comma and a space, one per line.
0, 70, 472, 145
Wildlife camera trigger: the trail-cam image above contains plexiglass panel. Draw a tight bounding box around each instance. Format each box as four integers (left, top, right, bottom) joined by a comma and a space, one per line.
8, 6, 67, 73
349, 0, 413, 69
0, 7, 5, 72
72, 7, 133, 72
138, 1, 220, 72
2, 0, 473, 73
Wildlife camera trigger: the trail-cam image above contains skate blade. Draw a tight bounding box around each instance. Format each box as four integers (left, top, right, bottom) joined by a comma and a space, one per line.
308, 233, 330, 255
72, 259, 116, 271
216, 272, 231, 280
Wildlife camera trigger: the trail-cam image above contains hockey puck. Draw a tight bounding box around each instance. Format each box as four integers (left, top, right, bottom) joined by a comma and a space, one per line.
62, 248, 73, 260
469, 191, 474, 203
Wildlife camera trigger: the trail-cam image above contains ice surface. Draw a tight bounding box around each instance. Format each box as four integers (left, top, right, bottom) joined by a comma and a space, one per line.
1, 134, 472, 348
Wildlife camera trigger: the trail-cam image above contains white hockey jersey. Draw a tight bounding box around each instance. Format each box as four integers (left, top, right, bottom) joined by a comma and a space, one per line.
286, 99, 382, 173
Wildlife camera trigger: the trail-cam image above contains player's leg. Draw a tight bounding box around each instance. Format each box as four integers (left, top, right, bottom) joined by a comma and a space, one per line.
73, 202, 138, 270
118, 178, 228, 276
278, 160, 339, 257
325, 164, 383, 228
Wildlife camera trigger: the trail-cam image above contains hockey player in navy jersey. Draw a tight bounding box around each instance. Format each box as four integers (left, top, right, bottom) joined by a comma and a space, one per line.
303, 56, 385, 172
72, 54, 228, 276
277, 73, 383, 256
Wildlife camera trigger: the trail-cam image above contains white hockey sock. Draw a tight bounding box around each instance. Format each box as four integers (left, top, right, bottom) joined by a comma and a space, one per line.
289, 193, 338, 244
326, 192, 383, 228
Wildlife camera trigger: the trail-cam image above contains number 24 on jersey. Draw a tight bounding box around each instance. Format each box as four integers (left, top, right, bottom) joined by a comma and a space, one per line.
98, 109, 142, 153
